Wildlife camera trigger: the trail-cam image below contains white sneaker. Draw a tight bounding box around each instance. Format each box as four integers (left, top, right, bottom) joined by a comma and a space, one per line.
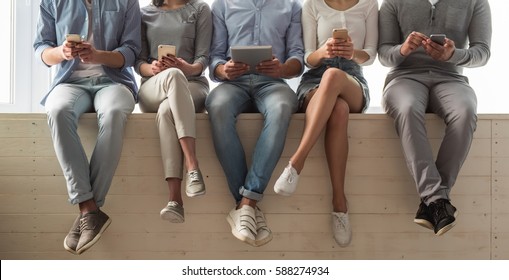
274, 162, 299, 196
254, 207, 273, 247
226, 205, 257, 246
332, 212, 352, 247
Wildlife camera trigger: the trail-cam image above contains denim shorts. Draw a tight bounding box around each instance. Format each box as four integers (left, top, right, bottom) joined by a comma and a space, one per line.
296, 57, 370, 112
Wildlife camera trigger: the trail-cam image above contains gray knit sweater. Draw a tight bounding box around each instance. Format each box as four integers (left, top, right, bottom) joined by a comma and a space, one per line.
378, 0, 491, 82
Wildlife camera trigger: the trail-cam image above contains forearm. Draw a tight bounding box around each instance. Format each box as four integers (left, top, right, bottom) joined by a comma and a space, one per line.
95, 50, 125, 69
280, 58, 302, 79
41, 46, 66, 66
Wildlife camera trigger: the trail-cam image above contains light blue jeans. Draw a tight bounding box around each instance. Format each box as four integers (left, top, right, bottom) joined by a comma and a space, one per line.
44, 76, 135, 207
205, 75, 298, 203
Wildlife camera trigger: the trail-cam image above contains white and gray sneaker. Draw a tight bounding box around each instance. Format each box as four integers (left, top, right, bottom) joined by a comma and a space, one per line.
274, 162, 299, 196
226, 205, 257, 246
186, 169, 206, 197
332, 212, 352, 247
160, 201, 185, 223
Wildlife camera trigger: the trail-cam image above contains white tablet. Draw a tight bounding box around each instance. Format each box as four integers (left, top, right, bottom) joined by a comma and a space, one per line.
230, 45, 273, 74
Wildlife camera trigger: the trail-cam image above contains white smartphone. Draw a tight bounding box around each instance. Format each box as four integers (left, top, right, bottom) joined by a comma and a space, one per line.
157, 44, 177, 61
66, 34, 82, 43
430, 34, 446, 45
332, 28, 349, 41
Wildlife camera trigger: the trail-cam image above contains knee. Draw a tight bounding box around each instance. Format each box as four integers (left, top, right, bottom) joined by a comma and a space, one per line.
448, 102, 477, 130
322, 68, 348, 83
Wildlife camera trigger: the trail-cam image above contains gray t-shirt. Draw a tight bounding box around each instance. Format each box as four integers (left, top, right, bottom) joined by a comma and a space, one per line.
136, 0, 212, 84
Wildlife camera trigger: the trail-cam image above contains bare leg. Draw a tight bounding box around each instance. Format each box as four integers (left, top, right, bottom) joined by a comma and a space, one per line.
79, 199, 98, 214
166, 178, 183, 206
179, 136, 199, 171
238, 196, 257, 209
325, 99, 350, 213
290, 68, 363, 173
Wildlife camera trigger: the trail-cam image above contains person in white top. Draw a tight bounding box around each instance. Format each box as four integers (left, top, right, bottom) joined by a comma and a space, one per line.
274, 0, 378, 247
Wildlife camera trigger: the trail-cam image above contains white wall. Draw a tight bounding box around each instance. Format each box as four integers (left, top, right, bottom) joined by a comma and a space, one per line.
1, 0, 507, 113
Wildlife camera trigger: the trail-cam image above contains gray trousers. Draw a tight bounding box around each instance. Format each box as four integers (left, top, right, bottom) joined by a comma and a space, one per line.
383, 71, 477, 205
44, 77, 135, 207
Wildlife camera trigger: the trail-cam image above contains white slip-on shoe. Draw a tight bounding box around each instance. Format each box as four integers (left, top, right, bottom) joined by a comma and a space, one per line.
274, 162, 299, 196
226, 205, 257, 246
332, 211, 352, 247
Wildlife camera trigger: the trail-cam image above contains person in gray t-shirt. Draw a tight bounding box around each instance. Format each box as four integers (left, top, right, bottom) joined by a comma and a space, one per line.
134, 0, 212, 223
378, 0, 491, 236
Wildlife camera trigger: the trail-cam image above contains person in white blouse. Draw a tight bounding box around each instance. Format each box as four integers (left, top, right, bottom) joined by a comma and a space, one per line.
274, 0, 378, 247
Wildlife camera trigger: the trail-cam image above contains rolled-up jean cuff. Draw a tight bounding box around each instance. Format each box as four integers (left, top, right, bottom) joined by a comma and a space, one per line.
239, 186, 264, 202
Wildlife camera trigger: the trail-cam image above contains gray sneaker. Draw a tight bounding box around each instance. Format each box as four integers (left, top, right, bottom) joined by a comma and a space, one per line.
160, 201, 185, 223
63, 214, 81, 254
75, 209, 111, 255
186, 169, 206, 197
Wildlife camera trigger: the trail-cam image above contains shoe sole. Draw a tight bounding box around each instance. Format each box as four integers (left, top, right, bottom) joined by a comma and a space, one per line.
186, 189, 206, 198
255, 231, 273, 247
63, 237, 79, 255
226, 215, 256, 246
413, 218, 434, 230
435, 221, 456, 236
435, 211, 459, 236
76, 218, 112, 255
274, 187, 293, 197
160, 210, 185, 223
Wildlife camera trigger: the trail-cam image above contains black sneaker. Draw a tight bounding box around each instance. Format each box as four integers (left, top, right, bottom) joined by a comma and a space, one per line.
429, 199, 457, 236
413, 201, 433, 230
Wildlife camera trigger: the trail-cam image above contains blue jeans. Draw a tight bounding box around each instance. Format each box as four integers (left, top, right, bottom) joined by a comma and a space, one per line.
44, 76, 135, 207
205, 75, 298, 203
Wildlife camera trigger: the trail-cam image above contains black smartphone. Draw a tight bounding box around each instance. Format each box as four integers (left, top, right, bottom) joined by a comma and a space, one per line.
430, 34, 446, 45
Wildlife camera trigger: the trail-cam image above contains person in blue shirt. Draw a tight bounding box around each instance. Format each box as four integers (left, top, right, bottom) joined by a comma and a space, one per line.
33, 0, 141, 255
205, 0, 304, 247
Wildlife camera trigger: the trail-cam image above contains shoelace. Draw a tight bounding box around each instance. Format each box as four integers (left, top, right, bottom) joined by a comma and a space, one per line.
167, 201, 180, 208
285, 167, 296, 183
78, 217, 90, 233
334, 214, 348, 231
188, 170, 200, 182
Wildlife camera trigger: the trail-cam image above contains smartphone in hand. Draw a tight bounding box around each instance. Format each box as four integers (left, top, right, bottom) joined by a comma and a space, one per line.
66, 34, 82, 43
158, 45, 177, 61
332, 28, 349, 41
430, 34, 446, 45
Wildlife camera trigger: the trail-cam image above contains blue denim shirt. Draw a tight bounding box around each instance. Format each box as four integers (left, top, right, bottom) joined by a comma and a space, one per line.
33, 0, 142, 104
209, 0, 304, 82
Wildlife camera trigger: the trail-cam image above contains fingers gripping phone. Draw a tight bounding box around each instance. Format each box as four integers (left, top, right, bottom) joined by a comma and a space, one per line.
158, 44, 177, 61
332, 28, 349, 41
430, 34, 446, 45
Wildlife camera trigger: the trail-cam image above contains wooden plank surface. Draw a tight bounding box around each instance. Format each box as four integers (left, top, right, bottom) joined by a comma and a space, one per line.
0, 113, 504, 260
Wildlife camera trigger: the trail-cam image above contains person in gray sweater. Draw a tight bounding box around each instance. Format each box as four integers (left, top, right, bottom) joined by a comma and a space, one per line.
378, 0, 491, 236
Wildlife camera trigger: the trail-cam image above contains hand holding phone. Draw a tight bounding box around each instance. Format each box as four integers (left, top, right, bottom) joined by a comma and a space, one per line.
430, 34, 446, 46
158, 45, 177, 61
